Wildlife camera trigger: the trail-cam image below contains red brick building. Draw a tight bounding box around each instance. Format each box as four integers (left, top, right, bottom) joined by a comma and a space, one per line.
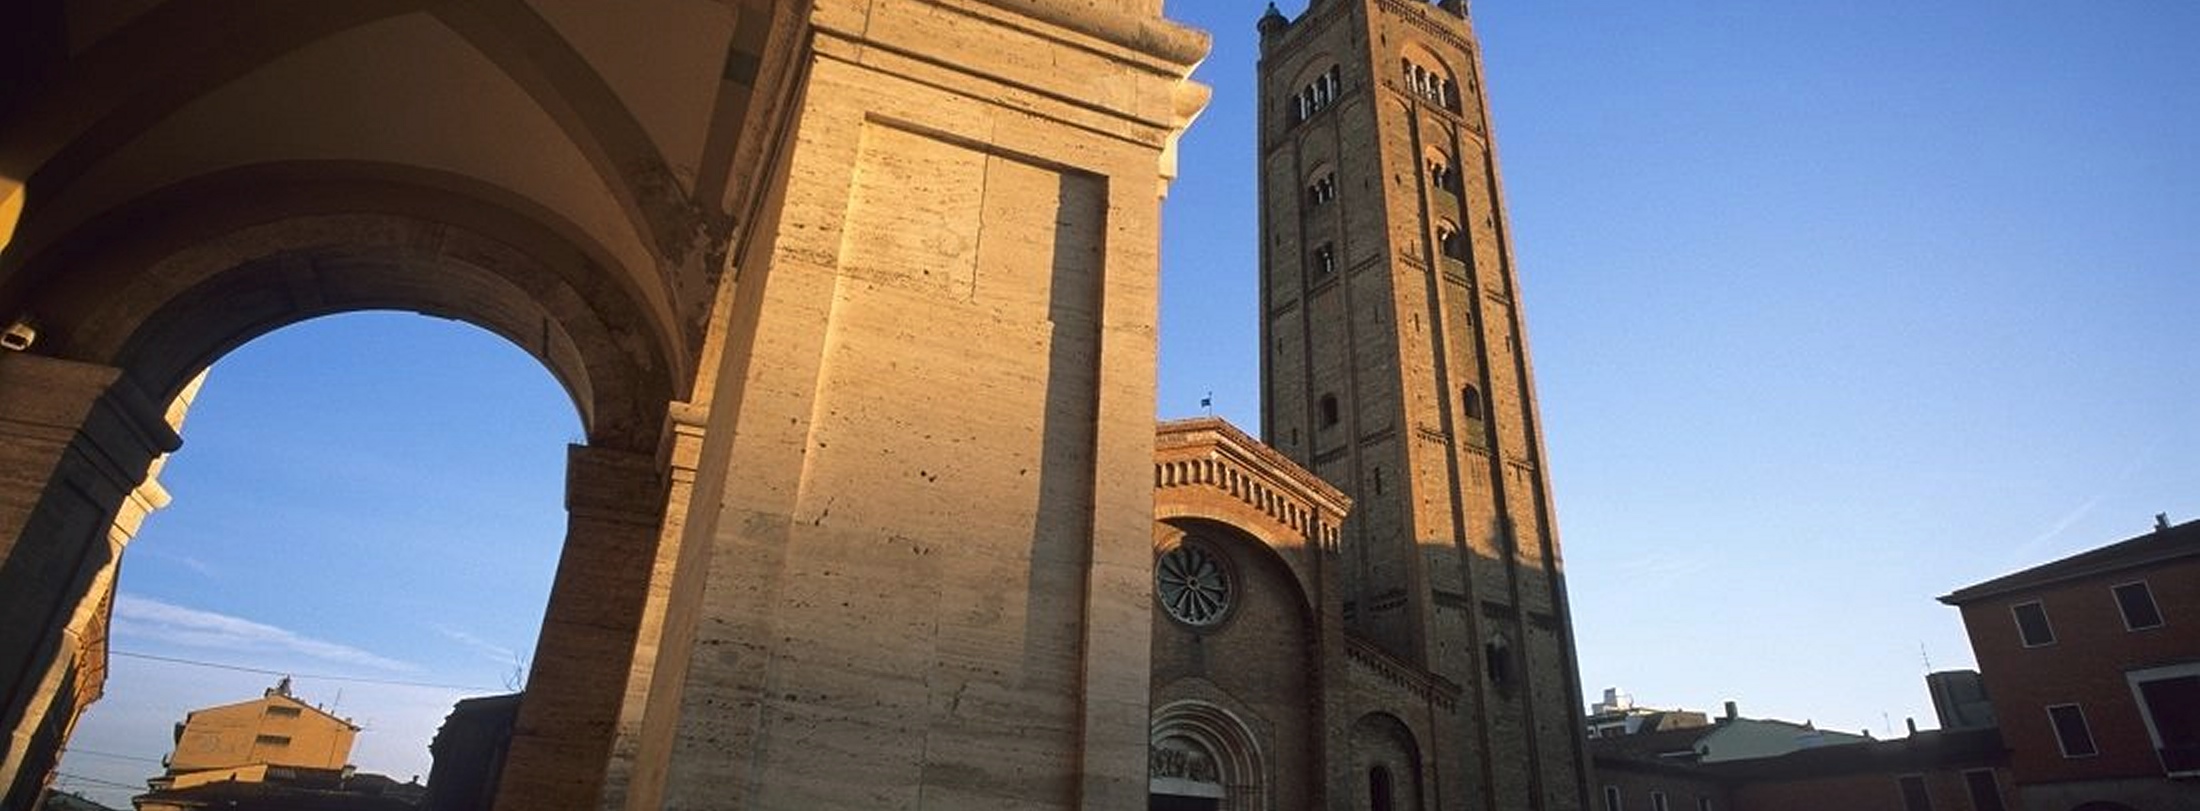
1940, 518, 2200, 810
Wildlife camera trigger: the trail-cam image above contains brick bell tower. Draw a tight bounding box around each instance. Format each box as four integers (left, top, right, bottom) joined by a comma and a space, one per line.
1255, 1, 1594, 808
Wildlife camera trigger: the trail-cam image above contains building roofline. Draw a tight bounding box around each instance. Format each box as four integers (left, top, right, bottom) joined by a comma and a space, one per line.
1940, 518, 2200, 605
1156, 416, 1352, 513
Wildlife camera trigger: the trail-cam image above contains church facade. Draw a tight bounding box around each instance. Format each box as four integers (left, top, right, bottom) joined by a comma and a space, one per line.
0, 1, 1587, 809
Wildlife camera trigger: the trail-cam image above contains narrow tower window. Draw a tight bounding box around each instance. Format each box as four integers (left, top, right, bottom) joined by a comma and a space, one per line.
1319, 394, 1340, 428
1485, 634, 1512, 685
1308, 172, 1337, 206
1314, 242, 1337, 276
1436, 222, 1463, 260
1369, 766, 1394, 811
1461, 385, 1483, 421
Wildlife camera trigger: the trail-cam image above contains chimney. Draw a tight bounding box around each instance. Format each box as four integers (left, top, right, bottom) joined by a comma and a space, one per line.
2156, 513, 2172, 532
1723, 701, 1738, 722
1906, 717, 1918, 736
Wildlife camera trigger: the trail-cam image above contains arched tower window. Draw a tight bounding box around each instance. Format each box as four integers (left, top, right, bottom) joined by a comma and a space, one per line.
1314, 242, 1338, 276
1426, 156, 1454, 190
1435, 222, 1463, 261
1320, 394, 1340, 428
1292, 64, 1344, 125
1461, 384, 1482, 421
1308, 171, 1338, 206
1400, 55, 1459, 111
1369, 765, 1395, 811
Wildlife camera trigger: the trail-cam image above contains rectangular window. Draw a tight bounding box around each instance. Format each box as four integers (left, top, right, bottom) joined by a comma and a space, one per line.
1651, 791, 1669, 811
1603, 785, 1623, 811
2047, 704, 2099, 757
1962, 769, 2005, 811
254, 734, 291, 747
2114, 582, 2164, 630
266, 705, 302, 717
1897, 775, 1931, 811
2011, 601, 2055, 647
2128, 666, 2200, 775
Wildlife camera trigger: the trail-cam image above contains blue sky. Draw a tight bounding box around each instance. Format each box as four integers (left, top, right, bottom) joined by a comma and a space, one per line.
1157, 0, 2199, 741
51, 1, 2200, 805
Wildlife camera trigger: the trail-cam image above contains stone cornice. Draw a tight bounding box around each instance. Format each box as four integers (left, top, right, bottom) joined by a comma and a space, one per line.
1345, 636, 1461, 711
1156, 417, 1351, 551
966, 0, 1211, 68
1374, 0, 1475, 56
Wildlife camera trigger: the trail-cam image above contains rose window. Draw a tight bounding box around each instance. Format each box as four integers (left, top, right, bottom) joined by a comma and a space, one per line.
1157, 542, 1232, 627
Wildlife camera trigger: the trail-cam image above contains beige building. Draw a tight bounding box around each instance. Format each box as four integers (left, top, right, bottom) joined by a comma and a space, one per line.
0, 1, 1591, 809
149, 680, 358, 794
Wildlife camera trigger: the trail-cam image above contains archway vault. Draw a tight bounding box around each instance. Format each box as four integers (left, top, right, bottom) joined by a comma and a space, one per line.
26, 163, 677, 451
0, 160, 685, 811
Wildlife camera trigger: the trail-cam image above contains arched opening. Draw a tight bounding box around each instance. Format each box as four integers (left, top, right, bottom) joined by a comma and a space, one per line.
48, 312, 579, 807
1368, 765, 1394, 811
1150, 700, 1265, 811
1350, 712, 1423, 811
0, 202, 679, 811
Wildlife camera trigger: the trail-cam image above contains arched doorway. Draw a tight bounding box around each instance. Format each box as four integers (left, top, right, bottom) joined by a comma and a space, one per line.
0, 200, 681, 811
1151, 700, 1266, 811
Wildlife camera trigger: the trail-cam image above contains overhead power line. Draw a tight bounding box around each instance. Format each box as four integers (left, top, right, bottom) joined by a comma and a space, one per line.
110, 649, 501, 692
60, 748, 162, 764
54, 771, 146, 790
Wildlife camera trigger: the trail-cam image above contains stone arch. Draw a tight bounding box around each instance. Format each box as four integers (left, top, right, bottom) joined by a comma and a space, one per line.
1151, 699, 1267, 811
0, 162, 679, 810
1396, 42, 1458, 110
1155, 517, 1317, 628
1350, 712, 1425, 811
0, 2, 720, 337
8, 162, 676, 449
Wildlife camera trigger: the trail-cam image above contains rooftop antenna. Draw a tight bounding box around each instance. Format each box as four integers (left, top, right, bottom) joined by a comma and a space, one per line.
1919, 642, 1932, 673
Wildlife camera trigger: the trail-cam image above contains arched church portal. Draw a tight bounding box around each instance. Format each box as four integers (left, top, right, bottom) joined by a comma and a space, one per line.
1151, 699, 1266, 811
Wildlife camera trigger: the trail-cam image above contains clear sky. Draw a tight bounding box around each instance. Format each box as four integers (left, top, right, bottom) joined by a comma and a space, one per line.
50, 1, 2200, 806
